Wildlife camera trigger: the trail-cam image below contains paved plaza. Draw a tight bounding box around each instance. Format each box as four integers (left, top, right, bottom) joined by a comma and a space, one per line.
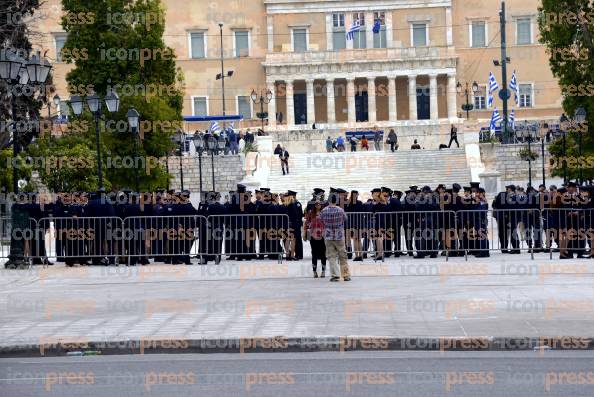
1, 253, 594, 355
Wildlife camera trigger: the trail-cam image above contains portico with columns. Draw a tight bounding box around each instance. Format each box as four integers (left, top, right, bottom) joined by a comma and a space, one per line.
264, 55, 458, 131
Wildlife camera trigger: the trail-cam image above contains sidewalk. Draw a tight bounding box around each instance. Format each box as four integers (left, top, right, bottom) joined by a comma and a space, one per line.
1, 253, 594, 356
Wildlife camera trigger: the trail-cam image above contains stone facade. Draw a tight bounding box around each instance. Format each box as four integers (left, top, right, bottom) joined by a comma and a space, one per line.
168, 154, 245, 193
480, 143, 552, 184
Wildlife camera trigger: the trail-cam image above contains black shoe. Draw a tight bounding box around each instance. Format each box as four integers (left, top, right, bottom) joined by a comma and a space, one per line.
343, 277, 351, 282
414, 255, 426, 259
313, 271, 319, 278
408, 252, 414, 257
429, 254, 437, 258
321, 271, 326, 278
330, 277, 340, 282
510, 250, 521, 254
347, 253, 352, 259
393, 252, 402, 257
362, 253, 368, 259
353, 257, 363, 262
384, 253, 393, 258
502, 249, 509, 254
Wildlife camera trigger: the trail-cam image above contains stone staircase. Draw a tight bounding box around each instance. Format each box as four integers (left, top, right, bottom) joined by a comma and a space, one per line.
267, 149, 472, 201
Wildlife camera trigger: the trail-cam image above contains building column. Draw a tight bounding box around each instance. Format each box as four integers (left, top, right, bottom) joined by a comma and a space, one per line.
347, 77, 356, 125
445, 7, 453, 47
267, 81, 277, 129
345, 13, 353, 50
447, 74, 457, 120
430, 74, 439, 120
367, 77, 376, 123
286, 80, 294, 128
267, 16, 274, 52
325, 14, 333, 50
365, 13, 374, 49
306, 78, 315, 125
385, 12, 393, 48
326, 79, 335, 124
388, 76, 397, 122
408, 75, 417, 121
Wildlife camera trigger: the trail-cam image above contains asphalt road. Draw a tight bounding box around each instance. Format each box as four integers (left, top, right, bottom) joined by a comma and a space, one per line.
2, 351, 594, 396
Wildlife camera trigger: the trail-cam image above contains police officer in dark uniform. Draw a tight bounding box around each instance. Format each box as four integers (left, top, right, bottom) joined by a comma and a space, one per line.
286, 190, 303, 260
402, 186, 418, 256
492, 185, 519, 253
345, 190, 365, 261
85, 189, 117, 265
391, 190, 404, 257
202, 191, 226, 264
169, 190, 196, 264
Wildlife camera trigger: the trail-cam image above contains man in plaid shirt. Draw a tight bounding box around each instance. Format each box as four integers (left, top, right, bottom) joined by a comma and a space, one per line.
320, 192, 351, 282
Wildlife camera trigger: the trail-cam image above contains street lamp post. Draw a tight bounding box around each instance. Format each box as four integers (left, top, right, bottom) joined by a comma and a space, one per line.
127, 108, 140, 192
540, 123, 547, 187
456, 81, 479, 120
68, 88, 120, 191
216, 23, 234, 129
574, 107, 587, 185
171, 129, 185, 191
527, 129, 533, 187
0, 50, 52, 268
192, 134, 205, 194
251, 89, 273, 130
45, 93, 60, 139
207, 136, 217, 191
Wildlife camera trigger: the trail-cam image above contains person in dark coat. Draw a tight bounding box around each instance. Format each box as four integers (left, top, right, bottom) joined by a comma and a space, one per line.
402, 187, 418, 256
492, 185, 520, 254
304, 199, 326, 277
286, 190, 303, 260
84, 190, 117, 265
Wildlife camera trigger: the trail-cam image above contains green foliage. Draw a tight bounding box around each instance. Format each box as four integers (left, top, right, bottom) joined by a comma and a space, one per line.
27, 134, 103, 192
0, 148, 33, 193
538, 0, 594, 181
518, 147, 539, 161
55, 0, 183, 191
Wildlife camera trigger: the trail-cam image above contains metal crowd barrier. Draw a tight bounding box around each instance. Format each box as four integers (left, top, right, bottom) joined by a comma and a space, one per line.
206, 214, 289, 263
3, 210, 593, 267
542, 208, 594, 258
39, 217, 124, 265
122, 215, 207, 265
344, 211, 459, 261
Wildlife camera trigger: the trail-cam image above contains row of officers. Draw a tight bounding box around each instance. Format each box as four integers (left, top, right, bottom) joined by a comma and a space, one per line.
7, 181, 594, 266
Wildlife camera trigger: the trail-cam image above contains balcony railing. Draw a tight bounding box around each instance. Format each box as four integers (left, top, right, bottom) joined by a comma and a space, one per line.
264, 46, 456, 65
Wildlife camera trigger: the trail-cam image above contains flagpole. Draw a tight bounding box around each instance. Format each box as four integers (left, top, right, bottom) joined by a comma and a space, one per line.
499, 1, 510, 144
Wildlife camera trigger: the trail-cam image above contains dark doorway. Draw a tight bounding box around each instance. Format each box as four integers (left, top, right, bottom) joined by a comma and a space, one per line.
355, 91, 368, 122
293, 93, 307, 125
416, 86, 430, 120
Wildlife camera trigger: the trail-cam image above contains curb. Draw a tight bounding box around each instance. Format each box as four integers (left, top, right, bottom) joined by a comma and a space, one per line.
1, 336, 593, 357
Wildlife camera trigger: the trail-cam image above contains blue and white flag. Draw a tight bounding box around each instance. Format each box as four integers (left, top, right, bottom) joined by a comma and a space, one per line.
209, 121, 221, 134
509, 109, 516, 130
490, 108, 502, 132
487, 72, 499, 108
346, 19, 361, 40
372, 19, 381, 34
509, 70, 519, 106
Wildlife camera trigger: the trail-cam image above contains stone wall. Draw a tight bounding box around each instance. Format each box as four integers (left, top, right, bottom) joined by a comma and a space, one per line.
480, 143, 552, 184
168, 154, 245, 193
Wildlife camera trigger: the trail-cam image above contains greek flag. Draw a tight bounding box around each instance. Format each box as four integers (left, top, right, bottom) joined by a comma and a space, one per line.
490, 108, 502, 132
346, 20, 361, 40
509, 70, 519, 106
509, 109, 516, 130
209, 121, 221, 134
488, 72, 499, 108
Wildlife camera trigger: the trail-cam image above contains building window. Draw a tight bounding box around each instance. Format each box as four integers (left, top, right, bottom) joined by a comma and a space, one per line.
189, 31, 206, 59
54, 34, 67, 62
519, 84, 533, 107
373, 11, 387, 49
352, 12, 366, 49
412, 23, 428, 47
332, 13, 346, 50
471, 21, 486, 48
516, 18, 532, 45
292, 28, 307, 52
234, 31, 249, 57
237, 96, 252, 118
192, 96, 208, 116
473, 85, 487, 110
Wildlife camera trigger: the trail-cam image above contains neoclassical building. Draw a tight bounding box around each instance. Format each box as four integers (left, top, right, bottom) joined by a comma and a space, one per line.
33, 0, 562, 134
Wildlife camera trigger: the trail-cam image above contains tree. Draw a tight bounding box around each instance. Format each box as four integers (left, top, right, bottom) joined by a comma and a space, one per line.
1, 0, 55, 186
55, 0, 184, 191
538, 0, 594, 182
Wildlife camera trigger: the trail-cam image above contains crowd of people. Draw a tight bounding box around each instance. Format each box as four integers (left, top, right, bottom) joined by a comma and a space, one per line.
5, 181, 593, 276
192, 127, 265, 155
